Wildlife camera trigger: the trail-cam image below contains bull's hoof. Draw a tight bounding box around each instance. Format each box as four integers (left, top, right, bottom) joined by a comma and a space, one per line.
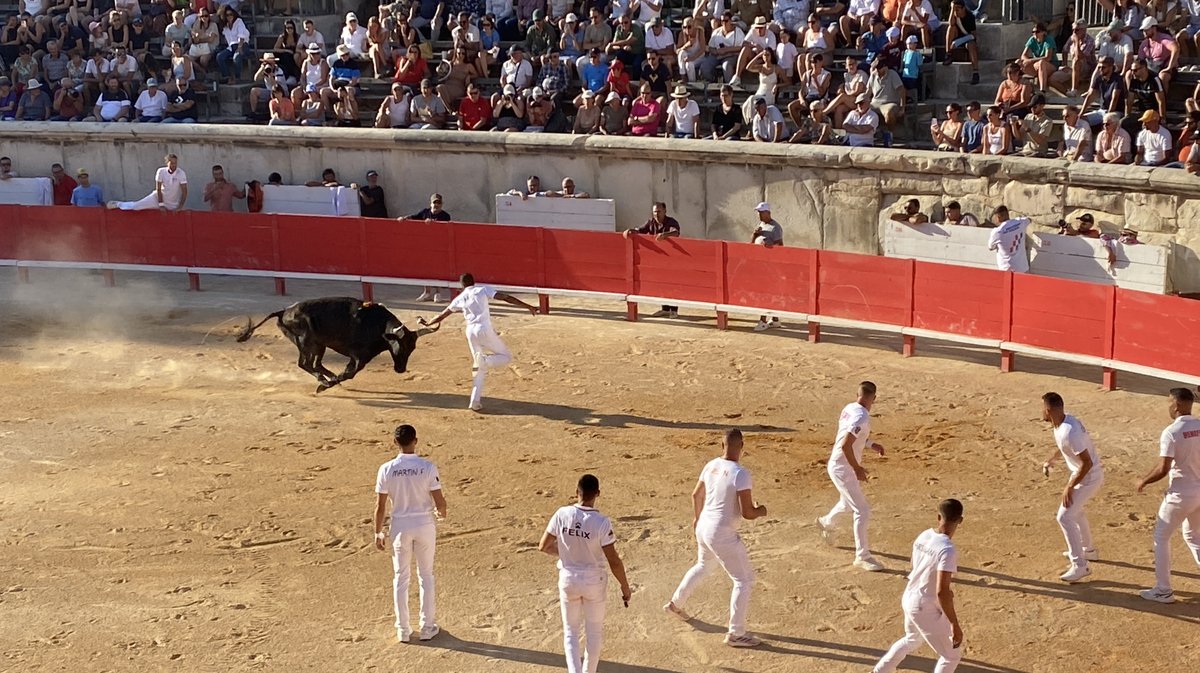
315, 382, 332, 394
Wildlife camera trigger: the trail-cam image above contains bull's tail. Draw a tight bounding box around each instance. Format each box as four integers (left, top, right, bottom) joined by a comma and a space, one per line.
236, 310, 285, 343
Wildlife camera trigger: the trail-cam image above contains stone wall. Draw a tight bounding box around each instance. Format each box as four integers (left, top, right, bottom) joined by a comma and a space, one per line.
4, 123, 1200, 291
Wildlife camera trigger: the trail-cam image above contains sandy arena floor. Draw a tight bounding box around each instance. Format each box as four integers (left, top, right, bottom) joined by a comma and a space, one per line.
1, 269, 1198, 673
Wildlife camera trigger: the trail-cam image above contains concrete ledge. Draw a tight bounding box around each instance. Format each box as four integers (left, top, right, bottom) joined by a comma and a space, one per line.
16, 260, 102, 269
1001, 341, 1107, 367
102, 263, 189, 273
716, 303, 809, 322
813, 315, 905, 334
627, 295, 717, 311
275, 271, 362, 282
539, 288, 628, 302
1103, 359, 1200, 386
901, 327, 1002, 349
187, 267, 277, 278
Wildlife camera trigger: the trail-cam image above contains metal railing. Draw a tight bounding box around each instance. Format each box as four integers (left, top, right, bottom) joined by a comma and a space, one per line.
996, 0, 1061, 22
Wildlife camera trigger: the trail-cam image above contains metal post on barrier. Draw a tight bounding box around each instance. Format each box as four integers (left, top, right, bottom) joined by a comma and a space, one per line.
625, 233, 637, 322
189, 273, 201, 291
102, 269, 115, 287
275, 277, 287, 296
538, 293, 550, 314
362, 281, 375, 302
807, 250, 822, 343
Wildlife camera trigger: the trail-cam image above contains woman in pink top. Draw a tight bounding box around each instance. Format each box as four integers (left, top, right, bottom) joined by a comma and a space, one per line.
628, 81, 661, 136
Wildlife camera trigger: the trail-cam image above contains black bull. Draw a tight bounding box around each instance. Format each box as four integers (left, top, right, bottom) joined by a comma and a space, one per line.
236, 296, 438, 393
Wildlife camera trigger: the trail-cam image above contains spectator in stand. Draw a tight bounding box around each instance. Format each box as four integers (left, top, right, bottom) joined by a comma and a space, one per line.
1081, 56, 1125, 126
749, 96, 785, 142
943, 201, 981, 227
580, 48, 609, 94
774, 0, 807, 32
189, 8, 219, 74
634, 0, 665, 26
500, 45, 534, 93
202, 164, 245, 212
110, 153, 188, 211
108, 44, 140, 95
15, 78, 50, 120
900, 35, 922, 97
487, 0, 519, 40
524, 87, 554, 132
931, 102, 964, 151
1175, 1, 1200, 57
744, 49, 786, 119
995, 62, 1032, 119
729, 16, 775, 89
306, 168, 340, 187
879, 24, 905, 70
578, 8, 612, 73
712, 84, 744, 139
1126, 57, 1166, 125
1097, 19, 1134, 75
326, 45, 363, 112
134, 77, 168, 122
356, 170, 388, 218
608, 14, 646, 73
508, 175, 545, 199
0, 156, 14, 179
70, 168, 104, 206
268, 84, 296, 125
644, 16, 674, 66
162, 77, 197, 123
296, 44, 329, 108
215, 7, 251, 85
776, 25, 798, 81
1059, 213, 1102, 238
599, 91, 628, 135
374, 81, 410, 128
516, 0, 541, 34
407, 193, 451, 303
1098, 0, 1145, 39
844, 92, 879, 146
943, 1, 980, 85
525, 10, 558, 57
982, 105, 1011, 155
573, 88, 601, 133
798, 13, 836, 74
602, 58, 632, 100
867, 58, 904, 147
1049, 19, 1094, 96
665, 84, 700, 138
1135, 109, 1173, 167
336, 12, 369, 63
840, 0, 880, 45
623, 201, 681, 318
41, 38, 67, 84
411, 78, 448, 129
439, 47, 479, 111
824, 56, 867, 128
628, 81, 661, 136
961, 100, 984, 153
297, 19, 325, 60
987, 205, 1031, 273
48, 162, 75, 205
491, 83, 526, 131
1185, 131, 1200, 174
1019, 23, 1057, 94
50, 77, 84, 120
333, 86, 359, 127
1138, 17, 1178, 94
559, 13, 584, 69
478, 16, 503, 76
1012, 93, 1052, 157
705, 12, 743, 84
87, 74, 131, 121
545, 177, 591, 198
788, 103, 833, 143
298, 82, 326, 125
1059, 104, 1094, 162
890, 198, 929, 225
393, 44, 427, 90
858, 16, 887, 66
540, 47, 570, 99
1095, 111, 1131, 164
813, 0, 847, 33
459, 82, 492, 130
640, 48, 670, 98
898, 0, 939, 48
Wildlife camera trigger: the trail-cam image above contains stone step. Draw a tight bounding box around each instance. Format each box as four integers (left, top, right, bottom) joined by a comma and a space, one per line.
975, 21, 1031, 63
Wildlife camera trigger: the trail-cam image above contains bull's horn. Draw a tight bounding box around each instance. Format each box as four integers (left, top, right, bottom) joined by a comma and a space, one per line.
390, 324, 406, 335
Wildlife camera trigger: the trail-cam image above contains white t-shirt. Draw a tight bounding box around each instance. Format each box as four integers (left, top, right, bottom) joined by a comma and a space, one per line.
448, 284, 497, 330
1053, 415, 1102, 483
829, 402, 871, 468
848, 0, 880, 16
745, 28, 777, 50
85, 58, 112, 79
842, 69, 868, 95
341, 25, 369, 55
636, 0, 661, 23
155, 167, 188, 207
708, 27, 745, 51
667, 98, 700, 133
375, 453, 441, 532
987, 217, 1031, 272
844, 107, 879, 147
1161, 414, 1200, 492
1137, 126, 1172, 165
109, 54, 140, 77
1063, 118, 1094, 161
645, 26, 674, 51
135, 90, 168, 117
546, 504, 616, 580
501, 58, 534, 90
903, 528, 957, 605
696, 457, 752, 532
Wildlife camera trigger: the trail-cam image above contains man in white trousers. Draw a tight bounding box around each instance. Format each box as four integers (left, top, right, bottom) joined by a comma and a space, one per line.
1041, 392, 1104, 583
107, 153, 188, 211
538, 474, 633, 673
816, 381, 887, 572
663, 428, 767, 648
873, 498, 965, 673
373, 424, 447, 643
1136, 387, 1200, 604
418, 273, 539, 411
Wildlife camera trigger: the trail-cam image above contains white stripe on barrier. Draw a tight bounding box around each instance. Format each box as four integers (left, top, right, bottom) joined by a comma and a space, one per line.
538, 288, 628, 302
360, 276, 454, 288
16, 260, 105, 269
490, 284, 540, 295
1000, 341, 1107, 368
627, 294, 718, 311
187, 267, 278, 278
101, 263, 190, 273
0, 259, 17, 267
275, 271, 362, 282
900, 327, 1003, 349
716, 304, 810, 322
1102, 360, 1200, 387
811, 315, 905, 334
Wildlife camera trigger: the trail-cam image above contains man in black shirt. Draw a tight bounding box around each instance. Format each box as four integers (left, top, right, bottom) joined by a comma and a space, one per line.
405, 193, 452, 303
710, 84, 744, 139
162, 78, 197, 123
1080, 56, 1125, 126
640, 50, 671, 98
623, 201, 682, 317
356, 169, 388, 218
1125, 57, 1164, 134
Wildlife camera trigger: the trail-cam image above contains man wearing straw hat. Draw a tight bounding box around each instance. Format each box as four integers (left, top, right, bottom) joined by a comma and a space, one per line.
665, 84, 700, 138
15, 79, 51, 121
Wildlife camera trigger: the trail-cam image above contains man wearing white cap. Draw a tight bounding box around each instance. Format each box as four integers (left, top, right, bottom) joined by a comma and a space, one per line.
750, 202, 784, 331
665, 84, 699, 138
15, 79, 51, 121
844, 93, 880, 146
573, 89, 602, 133
340, 13, 370, 59
134, 78, 168, 122
1138, 17, 1178, 92
109, 153, 188, 211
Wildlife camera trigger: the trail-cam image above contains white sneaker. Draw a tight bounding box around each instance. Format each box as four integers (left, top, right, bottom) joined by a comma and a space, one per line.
753, 320, 770, 332
397, 628, 411, 643
724, 633, 761, 647
815, 517, 835, 545
854, 556, 885, 572
668, 309, 679, 318
415, 291, 433, 302
468, 401, 482, 412
729, 76, 743, 89
418, 624, 440, 641
663, 601, 691, 621
1059, 566, 1091, 583
1062, 549, 1100, 561
433, 292, 443, 303
1139, 588, 1176, 604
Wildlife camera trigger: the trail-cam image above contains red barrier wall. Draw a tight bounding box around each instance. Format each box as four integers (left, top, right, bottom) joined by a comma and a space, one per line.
911, 261, 1007, 340
726, 245, 816, 313
452, 223, 542, 287
361, 218, 453, 280
105, 209, 192, 267
817, 251, 913, 327
276, 214, 363, 275
191, 212, 276, 271
543, 229, 628, 294
1010, 274, 1111, 358
0, 205, 19, 258
633, 237, 721, 303
15, 205, 105, 262
1113, 290, 1200, 376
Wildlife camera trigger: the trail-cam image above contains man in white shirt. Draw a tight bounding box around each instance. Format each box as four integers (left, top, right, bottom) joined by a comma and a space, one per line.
816, 381, 887, 571
1059, 104, 1094, 161
1135, 109, 1173, 166
372, 424, 447, 642
1041, 393, 1104, 583
730, 16, 776, 88
750, 97, 785, 142
664, 429, 767, 648
297, 19, 326, 58
873, 499, 965, 673
538, 474, 632, 673
108, 45, 140, 92
110, 153, 189, 211
844, 93, 880, 146
840, 0, 881, 46
704, 12, 744, 83
501, 46, 535, 92
986, 205, 1031, 273
340, 12, 370, 58
134, 78, 168, 122
665, 85, 700, 137
418, 273, 539, 411
1136, 387, 1200, 604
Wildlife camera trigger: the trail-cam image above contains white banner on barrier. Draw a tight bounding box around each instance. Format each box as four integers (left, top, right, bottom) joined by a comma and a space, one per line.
495, 194, 616, 232
882, 221, 1001, 270
261, 185, 361, 217
0, 177, 53, 206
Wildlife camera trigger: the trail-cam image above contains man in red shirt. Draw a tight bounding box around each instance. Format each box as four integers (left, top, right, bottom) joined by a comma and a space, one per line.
458, 83, 492, 130
50, 163, 77, 206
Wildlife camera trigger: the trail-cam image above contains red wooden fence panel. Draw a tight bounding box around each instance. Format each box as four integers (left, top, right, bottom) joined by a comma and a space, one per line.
725, 244, 817, 313
275, 214, 363, 275
1113, 290, 1200, 376
911, 261, 1007, 339
361, 218, 453, 280
542, 228, 627, 293
0, 205, 18, 258
817, 251, 913, 326
105, 209, 193, 266
451, 222, 542, 287
190, 211, 277, 270
14, 205, 106, 262
1009, 274, 1109, 357
633, 236, 722, 303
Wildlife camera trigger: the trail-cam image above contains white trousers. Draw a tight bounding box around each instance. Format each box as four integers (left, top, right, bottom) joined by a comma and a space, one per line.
1057, 472, 1103, 567
559, 575, 607, 673
670, 527, 754, 636
466, 323, 512, 408
821, 463, 872, 560
1152, 489, 1200, 592
874, 598, 962, 673
116, 192, 181, 210
391, 523, 437, 633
